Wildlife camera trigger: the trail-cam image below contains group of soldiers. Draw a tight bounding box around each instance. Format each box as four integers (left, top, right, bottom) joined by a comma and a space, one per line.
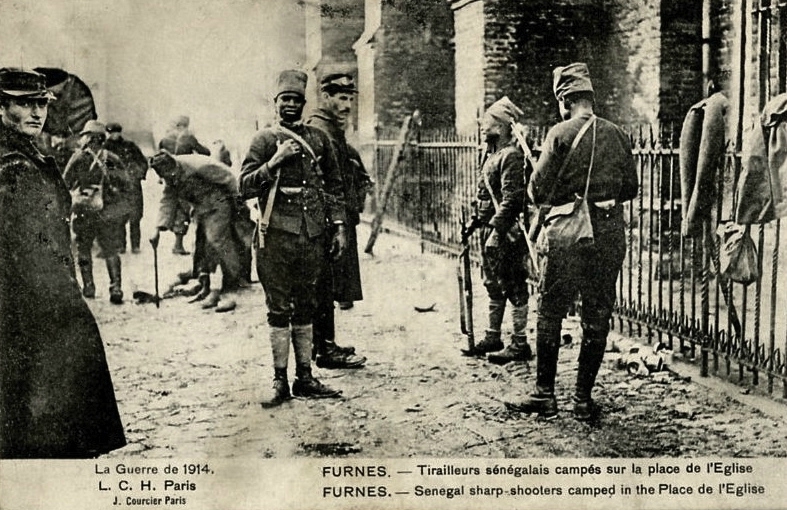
0, 59, 639, 458
474, 63, 639, 420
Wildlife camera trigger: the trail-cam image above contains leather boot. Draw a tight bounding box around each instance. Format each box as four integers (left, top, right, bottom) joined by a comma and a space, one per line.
488, 301, 532, 364
504, 318, 561, 418
292, 324, 341, 398
261, 327, 292, 408
130, 220, 141, 253
261, 367, 291, 409
78, 251, 95, 298
106, 255, 123, 304
188, 273, 211, 302
315, 339, 366, 369
573, 328, 608, 421
475, 330, 504, 354
488, 334, 533, 364
172, 233, 190, 255
475, 299, 506, 353
200, 290, 221, 309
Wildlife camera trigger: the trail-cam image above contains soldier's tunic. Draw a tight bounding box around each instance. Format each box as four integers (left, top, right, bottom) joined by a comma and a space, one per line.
529, 112, 638, 332
63, 147, 131, 257
476, 144, 530, 306
0, 122, 125, 458
240, 121, 345, 327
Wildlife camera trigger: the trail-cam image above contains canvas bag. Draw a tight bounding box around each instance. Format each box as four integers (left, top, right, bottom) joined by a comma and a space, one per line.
717, 222, 759, 285
541, 116, 597, 250
70, 148, 108, 213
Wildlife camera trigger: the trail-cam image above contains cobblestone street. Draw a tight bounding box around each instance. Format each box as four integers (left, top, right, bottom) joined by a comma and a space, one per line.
87, 182, 787, 459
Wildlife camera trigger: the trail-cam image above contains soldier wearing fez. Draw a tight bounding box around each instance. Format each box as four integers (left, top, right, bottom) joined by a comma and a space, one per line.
505, 63, 638, 420
472, 96, 534, 365
241, 70, 348, 407
305, 73, 370, 370
0, 68, 125, 457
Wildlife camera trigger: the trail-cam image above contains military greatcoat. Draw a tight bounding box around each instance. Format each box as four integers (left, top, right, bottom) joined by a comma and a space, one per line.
0, 121, 126, 458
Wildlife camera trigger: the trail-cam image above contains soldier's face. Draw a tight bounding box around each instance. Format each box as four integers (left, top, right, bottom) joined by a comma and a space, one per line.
0, 97, 48, 137
275, 93, 305, 122
558, 99, 571, 120
480, 114, 504, 143
323, 92, 354, 127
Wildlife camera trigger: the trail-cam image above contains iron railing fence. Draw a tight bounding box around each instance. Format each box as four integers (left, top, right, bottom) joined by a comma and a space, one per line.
361, 123, 787, 397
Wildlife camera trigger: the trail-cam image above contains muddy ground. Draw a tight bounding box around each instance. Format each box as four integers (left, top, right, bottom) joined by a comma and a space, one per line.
85, 180, 787, 460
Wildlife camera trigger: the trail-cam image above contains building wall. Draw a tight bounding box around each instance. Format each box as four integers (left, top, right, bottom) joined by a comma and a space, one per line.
452, 0, 485, 135
450, 0, 711, 130
373, 0, 455, 129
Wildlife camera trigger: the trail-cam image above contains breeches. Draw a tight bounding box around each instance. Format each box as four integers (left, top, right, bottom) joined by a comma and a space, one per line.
256, 228, 324, 327
537, 213, 626, 335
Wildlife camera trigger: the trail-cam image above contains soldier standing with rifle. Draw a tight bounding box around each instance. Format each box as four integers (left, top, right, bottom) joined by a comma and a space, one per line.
505, 63, 638, 421
240, 70, 348, 407
305, 72, 369, 369
471, 97, 533, 365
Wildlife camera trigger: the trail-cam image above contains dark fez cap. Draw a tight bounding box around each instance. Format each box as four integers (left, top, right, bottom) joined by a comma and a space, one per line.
276, 70, 308, 97
320, 73, 357, 94
0, 67, 55, 99
106, 122, 123, 133
552, 62, 594, 100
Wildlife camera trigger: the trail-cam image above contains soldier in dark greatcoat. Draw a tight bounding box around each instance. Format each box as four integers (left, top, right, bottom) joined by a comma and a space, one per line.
63, 120, 131, 304
105, 122, 148, 254
305, 73, 369, 369
240, 70, 348, 407
158, 115, 210, 255
0, 67, 126, 458
505, 63, 639, 421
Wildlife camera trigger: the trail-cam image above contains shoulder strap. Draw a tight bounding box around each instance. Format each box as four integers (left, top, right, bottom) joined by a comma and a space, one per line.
86, 148, 109, 182
543, 115, 596, 204
582, 119, 597, 198
276, 124, 320, 164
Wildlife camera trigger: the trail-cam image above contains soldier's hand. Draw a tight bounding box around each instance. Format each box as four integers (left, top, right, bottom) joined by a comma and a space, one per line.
485, 229, 501, 250
330, 224, 348, 261
270, 139, 301, 168
149, 230, 161, 250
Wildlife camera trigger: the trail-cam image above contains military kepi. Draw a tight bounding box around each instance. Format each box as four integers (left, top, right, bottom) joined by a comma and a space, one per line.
553, 62, 594, 100
0, 67, 55, 99
485, 96, 524, 124
276, 70, 308, 98
320, 73, 357, 94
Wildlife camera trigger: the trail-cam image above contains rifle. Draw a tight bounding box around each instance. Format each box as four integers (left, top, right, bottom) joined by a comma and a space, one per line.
457, 204, 482, 356
509, 122, 542, 278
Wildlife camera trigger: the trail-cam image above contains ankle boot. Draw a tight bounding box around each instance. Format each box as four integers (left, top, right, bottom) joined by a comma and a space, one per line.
488, 334, 533, 364
106, 255, 123, 304
475, 330, 504, 354
291, 324, 341, 397
188, 273, 211, 302
504, 319, 561, 417
315, 339, 366, 369
78, 253, 95, 298
261, 367, 291, 408
573, 328, 607, 421
292, 364, 342, 398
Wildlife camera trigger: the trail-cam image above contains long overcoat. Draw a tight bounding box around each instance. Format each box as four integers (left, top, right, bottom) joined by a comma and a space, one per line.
0, 123, 126, 458
306, 109, 370, 301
